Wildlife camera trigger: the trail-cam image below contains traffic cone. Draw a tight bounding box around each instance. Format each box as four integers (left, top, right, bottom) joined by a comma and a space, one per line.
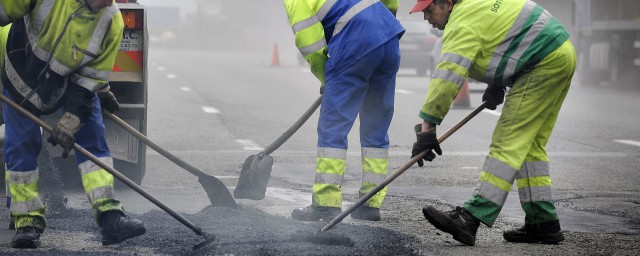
451, 79, 472, 109
271, 43, 280, 67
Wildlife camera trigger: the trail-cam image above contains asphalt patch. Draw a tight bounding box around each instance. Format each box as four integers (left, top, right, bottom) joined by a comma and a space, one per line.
1, 202, 419, 255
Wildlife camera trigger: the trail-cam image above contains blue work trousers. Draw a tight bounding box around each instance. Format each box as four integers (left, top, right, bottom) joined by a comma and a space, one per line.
318, 37, 400, 149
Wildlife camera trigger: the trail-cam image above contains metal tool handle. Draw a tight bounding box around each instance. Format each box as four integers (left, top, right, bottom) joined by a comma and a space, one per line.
0, 94, 207, 237
263, 96, 322, 155
102, 111, 208, 179
321, 102, 488, 232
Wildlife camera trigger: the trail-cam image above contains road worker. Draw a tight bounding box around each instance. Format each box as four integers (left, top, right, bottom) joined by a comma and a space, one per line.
0, 0, 145, 248
284, 0, 404, 221
409, 0, 575, 245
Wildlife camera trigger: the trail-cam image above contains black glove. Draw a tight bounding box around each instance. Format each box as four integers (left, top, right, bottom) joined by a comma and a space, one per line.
411, 123, 442, 167
47, 112, 82, 158
98, 91, 120, 114
482, 86, 505, 110
320, 84, 325, 95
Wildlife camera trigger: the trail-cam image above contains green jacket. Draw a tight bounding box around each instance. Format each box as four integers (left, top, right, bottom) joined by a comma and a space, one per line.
420, 0, 569, 124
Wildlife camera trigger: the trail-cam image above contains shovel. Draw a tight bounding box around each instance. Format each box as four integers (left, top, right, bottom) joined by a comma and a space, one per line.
102, 110, 237, 208
0, 94, 217, 250
234, 96, 322, 200
321, 101, 488, 232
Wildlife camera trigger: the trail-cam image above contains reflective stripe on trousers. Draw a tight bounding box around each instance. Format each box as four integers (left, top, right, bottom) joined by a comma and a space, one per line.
312, 37, 399, 208
3, 90, 123, 226
463, 41, 576, 226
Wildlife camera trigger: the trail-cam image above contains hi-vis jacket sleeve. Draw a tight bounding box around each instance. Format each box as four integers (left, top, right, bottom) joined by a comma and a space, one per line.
284, 0, 328, 84
0, 0, 31, 26
380, 0, 399, 14
420, 25, 481, 124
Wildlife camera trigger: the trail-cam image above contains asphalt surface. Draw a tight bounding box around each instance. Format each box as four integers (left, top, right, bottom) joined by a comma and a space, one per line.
0, 46, 639, 255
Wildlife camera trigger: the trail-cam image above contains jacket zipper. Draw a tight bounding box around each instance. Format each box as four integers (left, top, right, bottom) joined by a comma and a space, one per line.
72, 44, 98, 60
21, 6, 84, 106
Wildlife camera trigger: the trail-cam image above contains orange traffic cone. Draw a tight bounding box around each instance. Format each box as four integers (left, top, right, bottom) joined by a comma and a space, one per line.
451, 79, 472, 109
271, 43, 280, 67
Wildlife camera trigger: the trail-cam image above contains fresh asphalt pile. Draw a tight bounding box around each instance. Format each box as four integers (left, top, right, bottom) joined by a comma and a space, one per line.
0, 203, 420, 255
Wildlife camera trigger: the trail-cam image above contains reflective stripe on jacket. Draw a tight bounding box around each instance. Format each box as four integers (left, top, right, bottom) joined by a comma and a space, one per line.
0, 0, 123, 116
284, 0, 404, 84
420, 0, 569, 124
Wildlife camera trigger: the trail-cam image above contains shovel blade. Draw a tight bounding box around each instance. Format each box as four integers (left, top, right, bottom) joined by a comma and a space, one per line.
198, 175, 237, 208
234, 154, 273, 200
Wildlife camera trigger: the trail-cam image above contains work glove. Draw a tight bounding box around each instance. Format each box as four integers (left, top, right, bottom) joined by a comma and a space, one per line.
411, 123, 442, 167
98, 91, 120, 114
47, 112, 82, 158
320, 84, 325, 95
482, 86, 505, 110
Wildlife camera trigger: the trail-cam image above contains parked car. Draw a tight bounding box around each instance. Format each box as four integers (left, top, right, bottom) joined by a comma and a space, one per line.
399, 20, 440, 76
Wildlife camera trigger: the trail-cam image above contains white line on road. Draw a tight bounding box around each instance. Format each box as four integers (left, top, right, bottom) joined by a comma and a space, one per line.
201, 106, 220, 114
180, 87, 191, 92
167, 74, 177, 79
235, 139, 264, 151
461, 167, 479, 170
482, 109, 502, 116
395, 89, 412, 94
614, 140, 640, 147
157, 66, 166, 71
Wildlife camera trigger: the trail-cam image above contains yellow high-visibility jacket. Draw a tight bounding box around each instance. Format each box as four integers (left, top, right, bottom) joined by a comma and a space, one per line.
0, 0, 123, 118
421, 0, 569, 124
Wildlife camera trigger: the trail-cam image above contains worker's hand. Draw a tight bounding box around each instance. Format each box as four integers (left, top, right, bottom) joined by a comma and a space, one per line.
482, 86, 505, 110
98, 91, 120, 114
47, 112, 82, 158
320, 84, 325, 95
411, 123, 442, 167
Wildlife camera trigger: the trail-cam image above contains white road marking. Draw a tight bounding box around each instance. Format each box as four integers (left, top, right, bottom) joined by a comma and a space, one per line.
461, 166, 479, 170
614, 140, 640, 147
157, 66, 166, 71
264, 187, 312, 206
301, 69, 311, 73
214, 176, 239, 179
201, 106, 220, 114
235, 139, 264, 151
482, 109, 502, 116
180, 87, 191, 92
167, 74, 177, 79
395, 89, 412, 94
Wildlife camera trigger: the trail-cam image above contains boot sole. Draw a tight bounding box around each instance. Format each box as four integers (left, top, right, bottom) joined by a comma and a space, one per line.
504, 232, 565, 244
102, 225, 146, 245
422, 207, 475, 246
11, 239, 40, 249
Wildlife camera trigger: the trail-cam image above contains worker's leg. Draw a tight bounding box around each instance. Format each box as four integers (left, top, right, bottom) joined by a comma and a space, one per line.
358, 37, 399, 211
3, 90, 46, 231
311, 53, 383, 209
73, 95, 145, 245
73, 95, 123, 219
463, 41, 576, 227
512, 41, 575, 238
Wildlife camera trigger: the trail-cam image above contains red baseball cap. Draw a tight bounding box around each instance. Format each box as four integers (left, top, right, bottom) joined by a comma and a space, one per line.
409, 0, 434, 14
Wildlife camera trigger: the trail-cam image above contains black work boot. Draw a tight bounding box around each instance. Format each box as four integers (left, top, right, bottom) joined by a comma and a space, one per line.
351, 206, 381, 221
503, 221, 564, 244
99, 210, 146, 245
422, 206, 481, 246
291, 205, 341, 221
11, 226, 43, 248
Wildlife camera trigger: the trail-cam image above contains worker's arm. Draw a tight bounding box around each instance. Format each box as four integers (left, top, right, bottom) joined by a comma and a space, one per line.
0, 0, 33, 26
420, 25, 481, 125
284, 0, 328, 84
380, 0, 399, 16
64, 11, 124, 121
